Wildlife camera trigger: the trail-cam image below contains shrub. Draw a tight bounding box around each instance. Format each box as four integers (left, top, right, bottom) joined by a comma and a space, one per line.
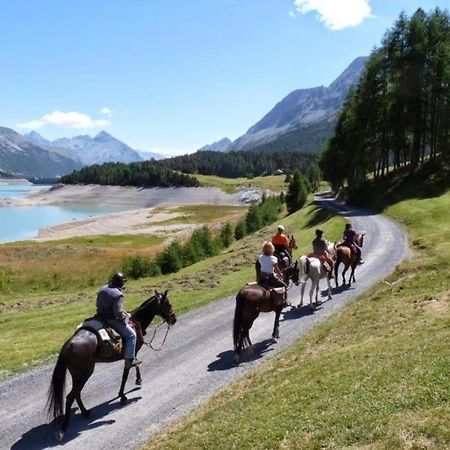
246, 205, 262, 233
286, 169, 309, 214
121, 255, 161, 279
219, 223, 234, 248
234, 219, 247, 240
156, 241, 183, 274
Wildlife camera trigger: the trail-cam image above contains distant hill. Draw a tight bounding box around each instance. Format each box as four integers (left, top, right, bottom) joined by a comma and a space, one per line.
230, 56, 368, 153
137, 150, 166, 161
0, 127, 81, 177
199, 138, 232, 152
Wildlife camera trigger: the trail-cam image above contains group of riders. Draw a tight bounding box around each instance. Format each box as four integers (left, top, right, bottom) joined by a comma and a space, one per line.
257, 223, 364, 290
95, 223, 363, 371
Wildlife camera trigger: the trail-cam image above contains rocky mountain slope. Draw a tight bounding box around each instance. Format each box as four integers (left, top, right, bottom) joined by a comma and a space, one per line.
230, 56, 368, 152
199, 137, 232, 152
0, 127, 81, 177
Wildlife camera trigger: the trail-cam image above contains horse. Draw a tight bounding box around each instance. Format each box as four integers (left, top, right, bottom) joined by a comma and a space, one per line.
297, 242, 336, 308
233, 261, 299, 363
334, 233, 365, 287
47, 290, 177, 441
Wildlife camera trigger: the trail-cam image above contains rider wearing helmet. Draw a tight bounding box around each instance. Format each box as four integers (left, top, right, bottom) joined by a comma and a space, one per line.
339, 223, 363, 263
96, 272, 142, 369
271, 225, 292, 266
310, 228, 334, 274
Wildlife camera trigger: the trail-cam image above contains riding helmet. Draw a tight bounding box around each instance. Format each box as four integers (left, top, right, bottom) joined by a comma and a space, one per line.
111, 272, 127, 287
315, 228, 324, 236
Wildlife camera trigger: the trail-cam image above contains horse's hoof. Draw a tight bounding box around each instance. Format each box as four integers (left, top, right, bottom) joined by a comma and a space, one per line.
120, 395, 128, 405
81, 409, 91, 418
233, 354, 240, 365
272, 337, 278, 343
328, 296, 332, 300
55, 430, 64, 442
136, 379, 142, 386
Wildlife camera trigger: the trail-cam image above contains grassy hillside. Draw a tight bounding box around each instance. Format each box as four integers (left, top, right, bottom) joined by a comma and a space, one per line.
143, 190, 450, 449
0, 200, 344, 380
195, 174, 287, 194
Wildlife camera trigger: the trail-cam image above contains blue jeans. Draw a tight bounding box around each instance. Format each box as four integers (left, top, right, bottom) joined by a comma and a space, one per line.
106, 319, 136, 360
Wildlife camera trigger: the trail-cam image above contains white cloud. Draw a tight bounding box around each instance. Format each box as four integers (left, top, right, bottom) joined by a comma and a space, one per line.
18, 110, 110, 130
293, 0, 373, 30
100, 107, 112, 116
288, 11, 296, 18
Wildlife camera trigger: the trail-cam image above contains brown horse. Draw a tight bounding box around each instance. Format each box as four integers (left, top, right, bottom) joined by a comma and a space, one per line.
47, 290, 176, 441
334, 234, 365, 287
274, 234, 298, 270
233, 262, 298, 363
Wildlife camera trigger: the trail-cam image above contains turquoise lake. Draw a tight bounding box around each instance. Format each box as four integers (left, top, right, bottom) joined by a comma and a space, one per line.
0, 185, 120, 242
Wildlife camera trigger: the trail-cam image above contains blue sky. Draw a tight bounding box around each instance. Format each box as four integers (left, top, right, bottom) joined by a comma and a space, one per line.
1, 0, 448, 155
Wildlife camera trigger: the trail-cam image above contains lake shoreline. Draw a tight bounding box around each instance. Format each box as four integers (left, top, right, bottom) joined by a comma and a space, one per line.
0, 184, 254, 242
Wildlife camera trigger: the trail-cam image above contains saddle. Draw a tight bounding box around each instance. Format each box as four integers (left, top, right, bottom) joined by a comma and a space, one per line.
77, 319, 123, 359
249, 282, 287, 306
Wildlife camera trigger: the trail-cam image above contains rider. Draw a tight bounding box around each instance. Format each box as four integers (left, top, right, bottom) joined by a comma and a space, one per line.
258, 241, 287, 289
309, 228, 334, 274
96, 272, 142, 369
339, 223, 363, 264
271, 225, 292, 266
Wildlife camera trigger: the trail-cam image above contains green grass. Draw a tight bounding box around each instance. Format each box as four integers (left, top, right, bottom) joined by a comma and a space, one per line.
0, 200, 344, 380
195, 174, 287, 194
150, 204, 247, 225
142, 190, 450, 449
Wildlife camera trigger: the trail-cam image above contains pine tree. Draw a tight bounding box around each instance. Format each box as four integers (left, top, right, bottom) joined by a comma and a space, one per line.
285, 170, 309, 214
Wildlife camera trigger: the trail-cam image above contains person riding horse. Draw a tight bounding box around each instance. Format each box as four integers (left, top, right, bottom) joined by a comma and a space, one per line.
271, 225, 292, 267
308, 228, 334, 275
96, 272, 142, 369
338, 223, 363, 264
258, 241, 287, 289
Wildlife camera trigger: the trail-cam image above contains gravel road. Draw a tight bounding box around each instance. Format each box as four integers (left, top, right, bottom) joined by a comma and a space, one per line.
0, 193, 408, 450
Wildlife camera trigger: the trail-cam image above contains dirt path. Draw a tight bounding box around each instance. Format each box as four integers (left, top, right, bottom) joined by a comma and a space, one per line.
0, 193, 408, 450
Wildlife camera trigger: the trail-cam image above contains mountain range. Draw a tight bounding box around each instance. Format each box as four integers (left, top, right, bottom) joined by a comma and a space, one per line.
200, 56, 368, 154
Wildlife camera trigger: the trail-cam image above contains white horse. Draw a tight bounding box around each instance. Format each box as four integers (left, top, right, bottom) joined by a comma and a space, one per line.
297, 242, 336, 308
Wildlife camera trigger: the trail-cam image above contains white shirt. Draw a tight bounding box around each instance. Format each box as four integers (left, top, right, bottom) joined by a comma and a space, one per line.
259, 254, 278, 274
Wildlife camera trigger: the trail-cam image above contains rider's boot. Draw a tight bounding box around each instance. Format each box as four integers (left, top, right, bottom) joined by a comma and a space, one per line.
125, 358, 142, 369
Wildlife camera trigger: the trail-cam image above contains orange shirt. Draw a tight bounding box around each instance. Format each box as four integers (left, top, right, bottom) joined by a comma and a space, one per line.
272, 233, 289, 248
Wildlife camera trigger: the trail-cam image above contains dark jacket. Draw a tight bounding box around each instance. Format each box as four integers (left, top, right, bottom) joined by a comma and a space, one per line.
96, 284, 127, 322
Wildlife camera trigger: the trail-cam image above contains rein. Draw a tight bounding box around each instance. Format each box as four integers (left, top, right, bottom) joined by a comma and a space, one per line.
143, 321, 171, 352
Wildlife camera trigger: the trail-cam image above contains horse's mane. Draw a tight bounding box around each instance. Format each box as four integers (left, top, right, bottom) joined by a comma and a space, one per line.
131, 294, 158, 314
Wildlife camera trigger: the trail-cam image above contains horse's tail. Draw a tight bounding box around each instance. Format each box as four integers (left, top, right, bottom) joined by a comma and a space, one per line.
233, 292, 245, 349
46, 344, 69, 420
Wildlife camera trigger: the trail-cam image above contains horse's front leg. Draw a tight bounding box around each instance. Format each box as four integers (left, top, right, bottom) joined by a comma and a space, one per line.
309, 280, 315, 307
118, 366, 131, 404
135, 366, 142, 386
299, 281, 306, 308
326, 276, 332, 300
272, 307, 282, 342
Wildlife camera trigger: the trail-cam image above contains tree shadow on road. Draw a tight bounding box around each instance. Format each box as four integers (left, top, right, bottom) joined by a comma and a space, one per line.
208, 339, 274, 371
11, 388, 142, 450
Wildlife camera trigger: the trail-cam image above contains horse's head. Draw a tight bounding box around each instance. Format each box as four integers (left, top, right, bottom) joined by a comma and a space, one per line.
289, 235, 298, 250
284, 260, 299, 285
155, 290, 177, 325
356, 233, 365, 248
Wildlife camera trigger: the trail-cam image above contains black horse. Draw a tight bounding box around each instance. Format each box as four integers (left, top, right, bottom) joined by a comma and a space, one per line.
233, 262, 298, 363
47, 290, 176, 441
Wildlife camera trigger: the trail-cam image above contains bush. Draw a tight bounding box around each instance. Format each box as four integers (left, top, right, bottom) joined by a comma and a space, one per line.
156, 241, 183, 274
220, 223, 234, 248
121, 255, 161, 279
246, 205, 262, 233
234, 219, 247, 240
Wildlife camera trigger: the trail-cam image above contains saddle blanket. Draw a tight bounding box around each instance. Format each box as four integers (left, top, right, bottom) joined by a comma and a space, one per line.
77, 319, 123, 359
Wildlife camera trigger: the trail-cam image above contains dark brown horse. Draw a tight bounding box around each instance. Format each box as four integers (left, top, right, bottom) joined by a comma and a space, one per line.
233, 262, 298, 363
334, 233, 365, 287
47, 290, 176, 441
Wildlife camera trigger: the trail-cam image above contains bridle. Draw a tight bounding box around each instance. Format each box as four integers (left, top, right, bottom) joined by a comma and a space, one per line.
143, 295, 175, 352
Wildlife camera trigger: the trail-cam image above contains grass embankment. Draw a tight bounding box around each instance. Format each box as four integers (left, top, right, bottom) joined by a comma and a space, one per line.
195, 174, 287, 194
0, 201, 343, 380
143, 191, 450, 449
